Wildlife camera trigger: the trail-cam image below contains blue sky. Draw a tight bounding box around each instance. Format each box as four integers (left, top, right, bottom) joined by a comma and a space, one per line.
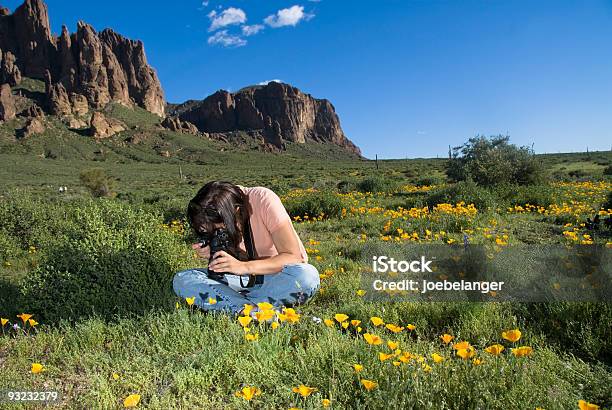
6, 0, 612, 158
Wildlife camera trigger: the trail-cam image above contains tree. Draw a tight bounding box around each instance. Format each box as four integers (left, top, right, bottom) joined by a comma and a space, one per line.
79, 168, 116, 198
446, 135, 543, 187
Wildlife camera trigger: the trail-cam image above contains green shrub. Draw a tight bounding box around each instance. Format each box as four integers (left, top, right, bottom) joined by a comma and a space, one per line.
446, 135, 544, 187
603, 165, 612, 176
603, 191, 612, 210
336, 180, 354, 194
0, 192, 73, 250
80, 168, 116, 198
513, 302, 612, 363
426, 181, 496, 211
140, 193, 189, 223
415, 175, 444, 187
19, 200, 190, 323
356, 176, 398, 193
491, 184, 558, 208
0, 231, 20, 262
568, 169, 588, 179
283, 190, 345, 219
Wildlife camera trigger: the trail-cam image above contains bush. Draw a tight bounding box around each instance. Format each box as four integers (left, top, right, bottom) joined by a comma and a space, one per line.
491, 184, 558, 208
446, 135, 544, 187
19, 200, 190, 323
0, 231, 20, 262
80, 168, 116, 198
603, 191, 612, 210
513, 302, 612, 363
426, 181, 496, 211
283, 190, 345, 219
603, 165, 612, 176
336, 180, 354, 194
356, 176, 398, 193
0, 192, 73, 250
568, 169, 588, 179
415, 175, 443, 187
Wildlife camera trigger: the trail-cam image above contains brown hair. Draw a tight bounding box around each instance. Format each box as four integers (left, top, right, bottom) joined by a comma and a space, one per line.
187, 181, 251, 248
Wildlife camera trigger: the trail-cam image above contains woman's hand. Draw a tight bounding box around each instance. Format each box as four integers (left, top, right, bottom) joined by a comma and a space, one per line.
208, 251, 249, 274
191, 243, 211, 259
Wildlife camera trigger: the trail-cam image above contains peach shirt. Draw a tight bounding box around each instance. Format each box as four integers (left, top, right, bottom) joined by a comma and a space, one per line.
237, 186, 308, 263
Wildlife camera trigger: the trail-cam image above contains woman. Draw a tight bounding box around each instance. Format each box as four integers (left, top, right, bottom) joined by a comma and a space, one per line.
173, 181, 320, 315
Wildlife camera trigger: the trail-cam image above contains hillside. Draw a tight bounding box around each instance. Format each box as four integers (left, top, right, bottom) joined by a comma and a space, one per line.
0, 0, 362, 157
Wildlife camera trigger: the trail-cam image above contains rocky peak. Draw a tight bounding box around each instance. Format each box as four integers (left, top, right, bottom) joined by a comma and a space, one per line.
0, 82, 15, 121
0, 0, 165, 116
10, 0, 53, 78
98, 28, 165, 116
174, 81, 361, 156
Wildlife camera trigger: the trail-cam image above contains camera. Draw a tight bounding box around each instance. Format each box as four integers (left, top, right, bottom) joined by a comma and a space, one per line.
198, 228, 234, 279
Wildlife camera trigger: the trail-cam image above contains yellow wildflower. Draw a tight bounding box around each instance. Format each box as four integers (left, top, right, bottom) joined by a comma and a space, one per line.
235, 386, 261, 401
363, 333, 383, 345
440, 334, 454, 344
17, 313, 33, 324
292, 385, 316, 397
484, 344, 505, 356
334, 313, 349, 323
511, 346, 533, 357
502, 329, 522, 343
360, 379, 378, 391
432, 353, 444, 363
31, 363, 44, 374
123, 394, 141, 408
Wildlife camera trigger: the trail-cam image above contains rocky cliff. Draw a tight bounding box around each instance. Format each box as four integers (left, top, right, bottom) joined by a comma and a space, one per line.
0, 0, 164, 116
0, 0, 361, 156
170, 82, 361, 155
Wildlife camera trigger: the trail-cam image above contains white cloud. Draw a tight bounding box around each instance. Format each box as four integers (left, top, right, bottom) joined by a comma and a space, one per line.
242, 24, 264, 36
209, 7, 247, 32
258, 79, 283, 85
264, 5, 313, 28
207, 30, 247, 47
202, 1, 209, 6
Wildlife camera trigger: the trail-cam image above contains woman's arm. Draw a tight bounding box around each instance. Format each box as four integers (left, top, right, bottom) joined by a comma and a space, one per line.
207, 219, 305, 275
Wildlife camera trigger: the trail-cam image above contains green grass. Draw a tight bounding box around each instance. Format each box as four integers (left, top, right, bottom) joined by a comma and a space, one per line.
1, 304, 609, 409
0, 100, 610, 408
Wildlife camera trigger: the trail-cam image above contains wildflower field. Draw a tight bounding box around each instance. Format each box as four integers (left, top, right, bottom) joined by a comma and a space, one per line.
0, 148, 611, 409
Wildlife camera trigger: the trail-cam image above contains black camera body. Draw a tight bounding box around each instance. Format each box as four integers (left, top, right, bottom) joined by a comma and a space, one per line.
198, 228, 234, 279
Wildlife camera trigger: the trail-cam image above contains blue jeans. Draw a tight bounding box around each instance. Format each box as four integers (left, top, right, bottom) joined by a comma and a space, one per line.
172, 263, 320, 314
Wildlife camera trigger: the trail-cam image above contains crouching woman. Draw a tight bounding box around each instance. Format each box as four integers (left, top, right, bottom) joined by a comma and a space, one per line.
173, 181, 320, 314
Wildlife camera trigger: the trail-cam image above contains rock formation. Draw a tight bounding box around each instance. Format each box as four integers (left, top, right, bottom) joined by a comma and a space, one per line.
161, 116, 199, 135
172, 82, 361, 155
0, 82, 15, 120
21, 117, 44, 137
89, 111, 125, 139
0, 0, 165, 116
21, 102, 44, 118
0, 49, 21, 85
0, 0, 362, 156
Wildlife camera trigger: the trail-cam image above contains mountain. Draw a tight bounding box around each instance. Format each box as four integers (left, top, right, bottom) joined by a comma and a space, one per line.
0, 0, 361, 157
0, 0, 164, 117
168, 82, 361, 156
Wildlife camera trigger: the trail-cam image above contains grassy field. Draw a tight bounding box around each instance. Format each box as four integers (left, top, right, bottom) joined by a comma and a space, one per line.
0, 101, 611, 408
